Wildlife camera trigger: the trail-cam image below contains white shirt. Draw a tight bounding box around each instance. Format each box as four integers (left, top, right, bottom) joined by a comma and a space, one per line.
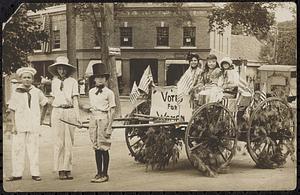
51, 77, 79, 107
8, 85, 48, 132
89, 87, 116, 112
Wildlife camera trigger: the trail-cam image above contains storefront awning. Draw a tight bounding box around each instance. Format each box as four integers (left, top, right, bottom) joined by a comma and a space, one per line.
165, 60, 189, 65
85, 60, 122, 77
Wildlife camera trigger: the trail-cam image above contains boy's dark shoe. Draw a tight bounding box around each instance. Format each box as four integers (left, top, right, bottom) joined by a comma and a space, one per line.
32, 176, 42, 181
6, 176, 22, 182
65, 171, 74, 180
58, 171, 67, 180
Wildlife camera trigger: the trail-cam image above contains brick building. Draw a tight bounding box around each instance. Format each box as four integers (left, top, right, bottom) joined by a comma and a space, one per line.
28, 3, 231, 95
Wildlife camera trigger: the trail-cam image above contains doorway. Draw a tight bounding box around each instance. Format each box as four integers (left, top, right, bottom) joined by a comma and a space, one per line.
166, 64, 189, 86
129, 59, 158, 88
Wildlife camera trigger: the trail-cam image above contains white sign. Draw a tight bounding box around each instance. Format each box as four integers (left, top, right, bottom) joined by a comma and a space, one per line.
150, 86, 193, 122
109, 47, 121, 56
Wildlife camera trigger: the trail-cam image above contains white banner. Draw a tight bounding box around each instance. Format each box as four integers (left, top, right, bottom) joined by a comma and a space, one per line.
150, 86, 193, 122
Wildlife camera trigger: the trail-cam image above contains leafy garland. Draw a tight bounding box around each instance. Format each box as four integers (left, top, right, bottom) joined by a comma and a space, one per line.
142, 126, 183, 171
248, 100, 295, 168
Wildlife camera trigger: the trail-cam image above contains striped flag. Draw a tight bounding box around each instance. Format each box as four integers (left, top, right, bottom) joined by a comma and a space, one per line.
138, 66, 153, 94
177, 67, 194, 104
238, 77, 252, 95
41, 14, 52, 53
130, 81, 140, 104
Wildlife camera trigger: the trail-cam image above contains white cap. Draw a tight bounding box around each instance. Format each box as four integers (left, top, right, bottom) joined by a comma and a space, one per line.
16, 67, 37, 77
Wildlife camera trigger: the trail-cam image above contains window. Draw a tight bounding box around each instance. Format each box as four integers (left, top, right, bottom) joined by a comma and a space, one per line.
291, 71, 296, 78
52, 30, 60, 49
183, 27, 196, 47
94, 27, 102, 47
156, 27, 169, 46
120, 27, 132, 47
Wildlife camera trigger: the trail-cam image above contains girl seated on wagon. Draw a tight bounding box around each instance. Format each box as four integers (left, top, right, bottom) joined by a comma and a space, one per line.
194, 54, 224, 105
220, 57, 239, 98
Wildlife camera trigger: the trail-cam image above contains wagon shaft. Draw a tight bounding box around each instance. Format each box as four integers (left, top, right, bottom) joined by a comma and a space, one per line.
112, 121, 188, 129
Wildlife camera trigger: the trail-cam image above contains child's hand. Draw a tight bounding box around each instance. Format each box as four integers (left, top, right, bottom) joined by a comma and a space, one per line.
104, 133, 111, 139
11, 126, 17, 135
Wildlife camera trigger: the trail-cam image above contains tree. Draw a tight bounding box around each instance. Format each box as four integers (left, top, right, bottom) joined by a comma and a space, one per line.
276, 20, 296, 65
2, 3, 49, 73
74, 3, 122, 116
259, 20, 296, 65
208, 2, 277, 39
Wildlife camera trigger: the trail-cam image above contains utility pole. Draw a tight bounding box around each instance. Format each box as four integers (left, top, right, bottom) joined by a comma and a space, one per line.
101, 3, 121, 117
66, 3, 77, 78
274, 25, 278, 64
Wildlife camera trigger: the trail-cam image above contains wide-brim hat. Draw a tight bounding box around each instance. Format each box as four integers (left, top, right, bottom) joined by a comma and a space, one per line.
48, 56, 76, 76
90, 63, 110, 80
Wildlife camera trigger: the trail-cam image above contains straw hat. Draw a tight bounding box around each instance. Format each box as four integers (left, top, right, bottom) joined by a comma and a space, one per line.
48, 56, 76, 76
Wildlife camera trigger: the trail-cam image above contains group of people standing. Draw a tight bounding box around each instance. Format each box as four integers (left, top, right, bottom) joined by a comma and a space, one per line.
182, 52, 239, 108
6, 56, 116, 183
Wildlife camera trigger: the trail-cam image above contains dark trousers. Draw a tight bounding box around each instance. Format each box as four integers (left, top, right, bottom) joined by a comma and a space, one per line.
95, 150, 109, 176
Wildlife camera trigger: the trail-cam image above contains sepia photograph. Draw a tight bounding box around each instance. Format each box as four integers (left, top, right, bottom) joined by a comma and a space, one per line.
2, 1, 297, 192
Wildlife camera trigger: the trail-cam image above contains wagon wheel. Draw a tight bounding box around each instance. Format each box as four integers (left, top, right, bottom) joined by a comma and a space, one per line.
185, 102, 238, 174
125, 100, 151, 163
247, 97, 295, 168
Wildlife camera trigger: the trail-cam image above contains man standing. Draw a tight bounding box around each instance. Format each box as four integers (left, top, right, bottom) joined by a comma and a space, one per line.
6, 67, 48, 182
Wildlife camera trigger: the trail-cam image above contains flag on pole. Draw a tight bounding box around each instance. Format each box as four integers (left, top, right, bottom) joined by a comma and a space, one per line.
41, 14, 52, 53
130, 81, 140, 104
260, 82, 267, 99
138, 65, 153, 94
177, 67, 194, 104
238, 77, 252, 95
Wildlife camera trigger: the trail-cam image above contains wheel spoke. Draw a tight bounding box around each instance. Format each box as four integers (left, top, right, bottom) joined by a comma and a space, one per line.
135, 143, 146, 155
217, 146, 228, 162
130, 137, 143, 147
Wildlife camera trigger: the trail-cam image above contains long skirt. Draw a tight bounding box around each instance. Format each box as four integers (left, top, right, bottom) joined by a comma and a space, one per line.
51, 107, 76, 171
89, 111, 111, 151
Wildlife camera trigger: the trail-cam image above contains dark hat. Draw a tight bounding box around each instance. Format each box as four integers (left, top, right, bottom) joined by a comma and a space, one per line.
207, 54, 217, 60
48, 56, 76, 76
91, 63, 110, 79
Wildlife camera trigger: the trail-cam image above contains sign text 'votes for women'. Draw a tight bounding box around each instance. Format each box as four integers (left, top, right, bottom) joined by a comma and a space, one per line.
150, 86, 193, 121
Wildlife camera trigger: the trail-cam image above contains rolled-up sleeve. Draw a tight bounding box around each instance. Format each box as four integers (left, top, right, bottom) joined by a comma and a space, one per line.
108, 91, 116, 108
39, 89, 48, 106
8, 92, 17, 111
72, 80, 79, 97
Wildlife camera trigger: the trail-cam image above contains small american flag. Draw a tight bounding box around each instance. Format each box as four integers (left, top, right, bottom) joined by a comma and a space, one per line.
41, 14, 52, 53
177, 67, 194, 104
130, 81, 140, 104
138, 65, 153, 94
238, 77, 252, 95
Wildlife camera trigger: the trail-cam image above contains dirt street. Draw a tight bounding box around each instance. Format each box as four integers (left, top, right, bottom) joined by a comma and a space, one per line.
3, 99, 297, 191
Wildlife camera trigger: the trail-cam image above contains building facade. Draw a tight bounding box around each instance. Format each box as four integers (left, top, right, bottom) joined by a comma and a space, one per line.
28, 3, 231, 95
